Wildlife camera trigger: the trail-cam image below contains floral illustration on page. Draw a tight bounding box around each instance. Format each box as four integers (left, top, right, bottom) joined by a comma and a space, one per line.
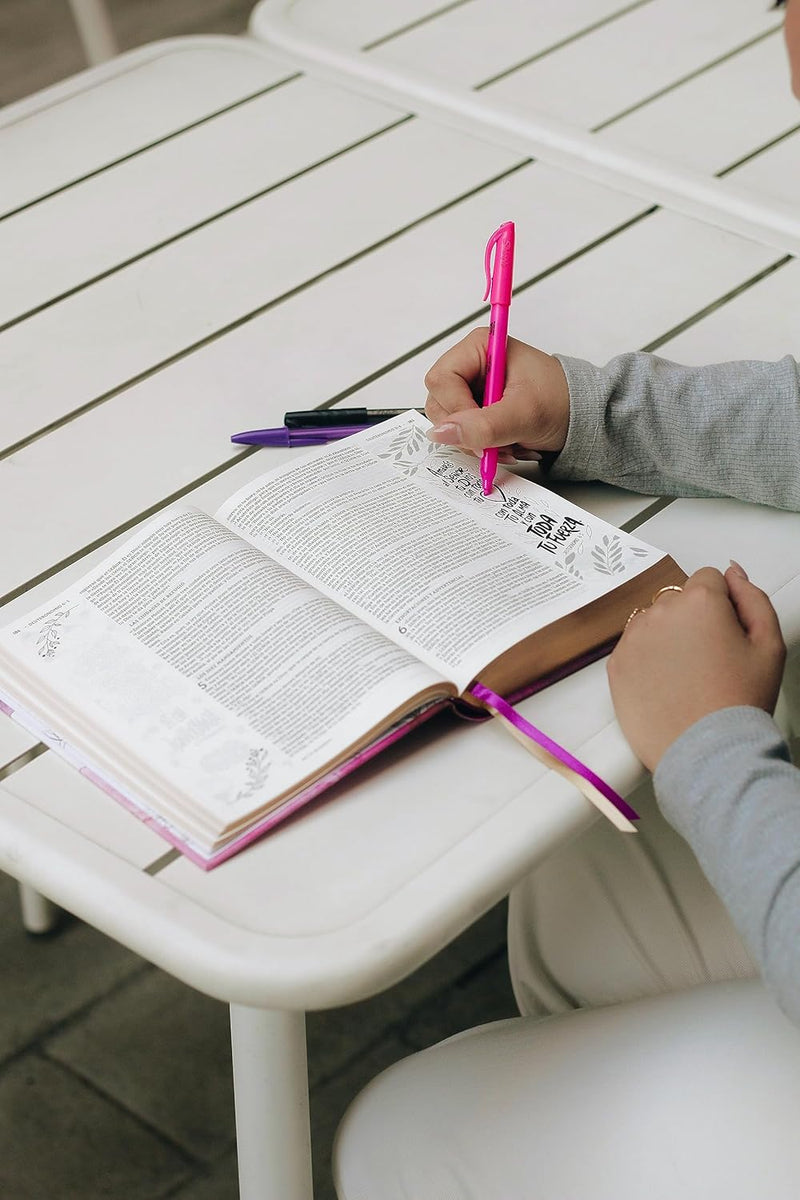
34, 605, 73, 659
235, 747, 272, 803
373, 424, 434, 476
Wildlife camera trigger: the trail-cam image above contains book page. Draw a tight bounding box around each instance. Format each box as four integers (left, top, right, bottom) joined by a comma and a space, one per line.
0, 507, 447, 829
217, 411, 665, 694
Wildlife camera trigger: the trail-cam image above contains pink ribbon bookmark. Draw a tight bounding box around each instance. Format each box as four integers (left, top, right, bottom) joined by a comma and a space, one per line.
468, 682, 639, 833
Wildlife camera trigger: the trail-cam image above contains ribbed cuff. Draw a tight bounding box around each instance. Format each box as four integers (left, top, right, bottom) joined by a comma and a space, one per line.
547, 354, 604, 481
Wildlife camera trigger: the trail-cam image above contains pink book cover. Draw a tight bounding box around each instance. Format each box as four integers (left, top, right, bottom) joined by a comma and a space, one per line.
0, 634, 615, 869
0, 691, 446, 870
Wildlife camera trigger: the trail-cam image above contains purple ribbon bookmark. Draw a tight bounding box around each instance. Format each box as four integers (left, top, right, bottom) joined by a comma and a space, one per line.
468, 682, 639, 832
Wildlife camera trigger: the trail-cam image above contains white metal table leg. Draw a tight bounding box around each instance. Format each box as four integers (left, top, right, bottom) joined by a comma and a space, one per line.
18, 882, 59, 934
229, 1004, 313, 1200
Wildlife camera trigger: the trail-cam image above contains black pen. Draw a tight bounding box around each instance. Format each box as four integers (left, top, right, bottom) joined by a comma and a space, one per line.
283, 407, 420, 429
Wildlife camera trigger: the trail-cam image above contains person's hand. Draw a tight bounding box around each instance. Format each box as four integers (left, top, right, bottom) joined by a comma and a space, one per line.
423, 328, 570, 461
608, 563, 786, 772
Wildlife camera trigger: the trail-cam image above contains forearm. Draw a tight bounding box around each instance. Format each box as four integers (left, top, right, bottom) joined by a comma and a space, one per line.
654, 707, 800, 1024
551, 352, 800, 511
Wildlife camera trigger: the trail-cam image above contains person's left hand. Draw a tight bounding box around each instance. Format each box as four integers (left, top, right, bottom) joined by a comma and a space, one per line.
608, 562, 786, 772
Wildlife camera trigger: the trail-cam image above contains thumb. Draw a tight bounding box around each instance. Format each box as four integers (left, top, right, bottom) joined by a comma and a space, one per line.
725, 562, 784, 648
438, 398, 517, 452
429, 384, 541, 453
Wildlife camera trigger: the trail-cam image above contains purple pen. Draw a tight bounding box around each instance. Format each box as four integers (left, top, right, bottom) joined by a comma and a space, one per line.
230, 425, 370, 447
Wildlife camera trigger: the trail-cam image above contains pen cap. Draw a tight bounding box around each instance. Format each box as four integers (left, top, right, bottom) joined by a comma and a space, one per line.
483, 221, 515, 305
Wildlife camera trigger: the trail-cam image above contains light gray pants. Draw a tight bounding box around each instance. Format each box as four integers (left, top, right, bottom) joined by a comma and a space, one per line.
335, 980, 800, 1200
335, 680, 800, 1198
507, 774, 756, 1016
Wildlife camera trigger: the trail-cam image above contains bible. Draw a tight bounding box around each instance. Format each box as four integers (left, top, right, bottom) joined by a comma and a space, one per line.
0, 412, 683, 867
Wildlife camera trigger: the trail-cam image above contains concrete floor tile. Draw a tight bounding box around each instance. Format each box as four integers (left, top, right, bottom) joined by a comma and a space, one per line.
162, 1036, 410, 1200
167, 1153, 239, 1200
45, 970, 235, 1162
0, 1053, 191, 1199
307, 900, 509, 1085
401, 949, 519, 1050
0, 873, 145, 1063
0, 0, 85, 104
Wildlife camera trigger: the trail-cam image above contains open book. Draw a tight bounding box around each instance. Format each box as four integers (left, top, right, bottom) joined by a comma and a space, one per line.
0, 412, 683, 867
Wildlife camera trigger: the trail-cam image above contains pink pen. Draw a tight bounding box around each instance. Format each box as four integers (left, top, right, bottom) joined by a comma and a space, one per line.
480, 221, 515, 495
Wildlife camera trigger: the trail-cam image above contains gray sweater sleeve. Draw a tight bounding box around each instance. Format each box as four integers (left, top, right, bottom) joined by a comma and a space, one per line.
550, 352, 800, 512
548, 352, 800, 1019
654, 708, 800, 1025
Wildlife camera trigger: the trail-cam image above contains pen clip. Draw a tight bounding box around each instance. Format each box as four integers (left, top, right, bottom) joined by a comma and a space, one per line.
483, 221, 515, 305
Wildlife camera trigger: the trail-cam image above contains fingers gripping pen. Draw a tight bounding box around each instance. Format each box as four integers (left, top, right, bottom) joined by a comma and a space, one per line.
480, 221, 515, 496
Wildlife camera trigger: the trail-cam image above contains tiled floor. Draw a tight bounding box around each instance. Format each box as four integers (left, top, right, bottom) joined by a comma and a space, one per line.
0, 871, 515, 1199
0, 4, 519, 1197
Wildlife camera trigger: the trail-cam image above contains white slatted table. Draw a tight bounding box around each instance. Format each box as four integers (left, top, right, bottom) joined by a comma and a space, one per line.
2, 26, 800, 1200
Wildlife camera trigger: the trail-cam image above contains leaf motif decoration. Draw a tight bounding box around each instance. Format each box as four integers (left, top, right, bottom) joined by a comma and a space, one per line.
35, 610, 70, 658
236, 747, 272, 802
591, 534, 625, 576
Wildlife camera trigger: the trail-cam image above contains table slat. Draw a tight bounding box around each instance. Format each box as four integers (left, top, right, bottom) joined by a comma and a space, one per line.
0, 203, 778, 597
657, 257, 800, 363
0, 717, 38, 772
359, 0, 648, 84
0, 79, 407, 329
0, 39, 291, 216
1, 751, 170, 867
3, 179, 775, 597
730, 129, 800, 207
604, 33, 798, 171
0, 118, 519, 449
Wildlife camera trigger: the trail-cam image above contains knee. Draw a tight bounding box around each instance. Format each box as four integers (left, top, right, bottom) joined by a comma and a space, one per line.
334, 1018, 537, 1199
334, 1054, 450, 1200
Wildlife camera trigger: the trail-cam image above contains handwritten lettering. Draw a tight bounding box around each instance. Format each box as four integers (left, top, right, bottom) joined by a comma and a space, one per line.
426, 461, 484, 500
538, 515, 584, 554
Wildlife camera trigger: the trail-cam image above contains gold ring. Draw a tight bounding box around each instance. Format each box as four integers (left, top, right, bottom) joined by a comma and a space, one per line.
651, 584, 684, 604
624, 607, 646, 631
